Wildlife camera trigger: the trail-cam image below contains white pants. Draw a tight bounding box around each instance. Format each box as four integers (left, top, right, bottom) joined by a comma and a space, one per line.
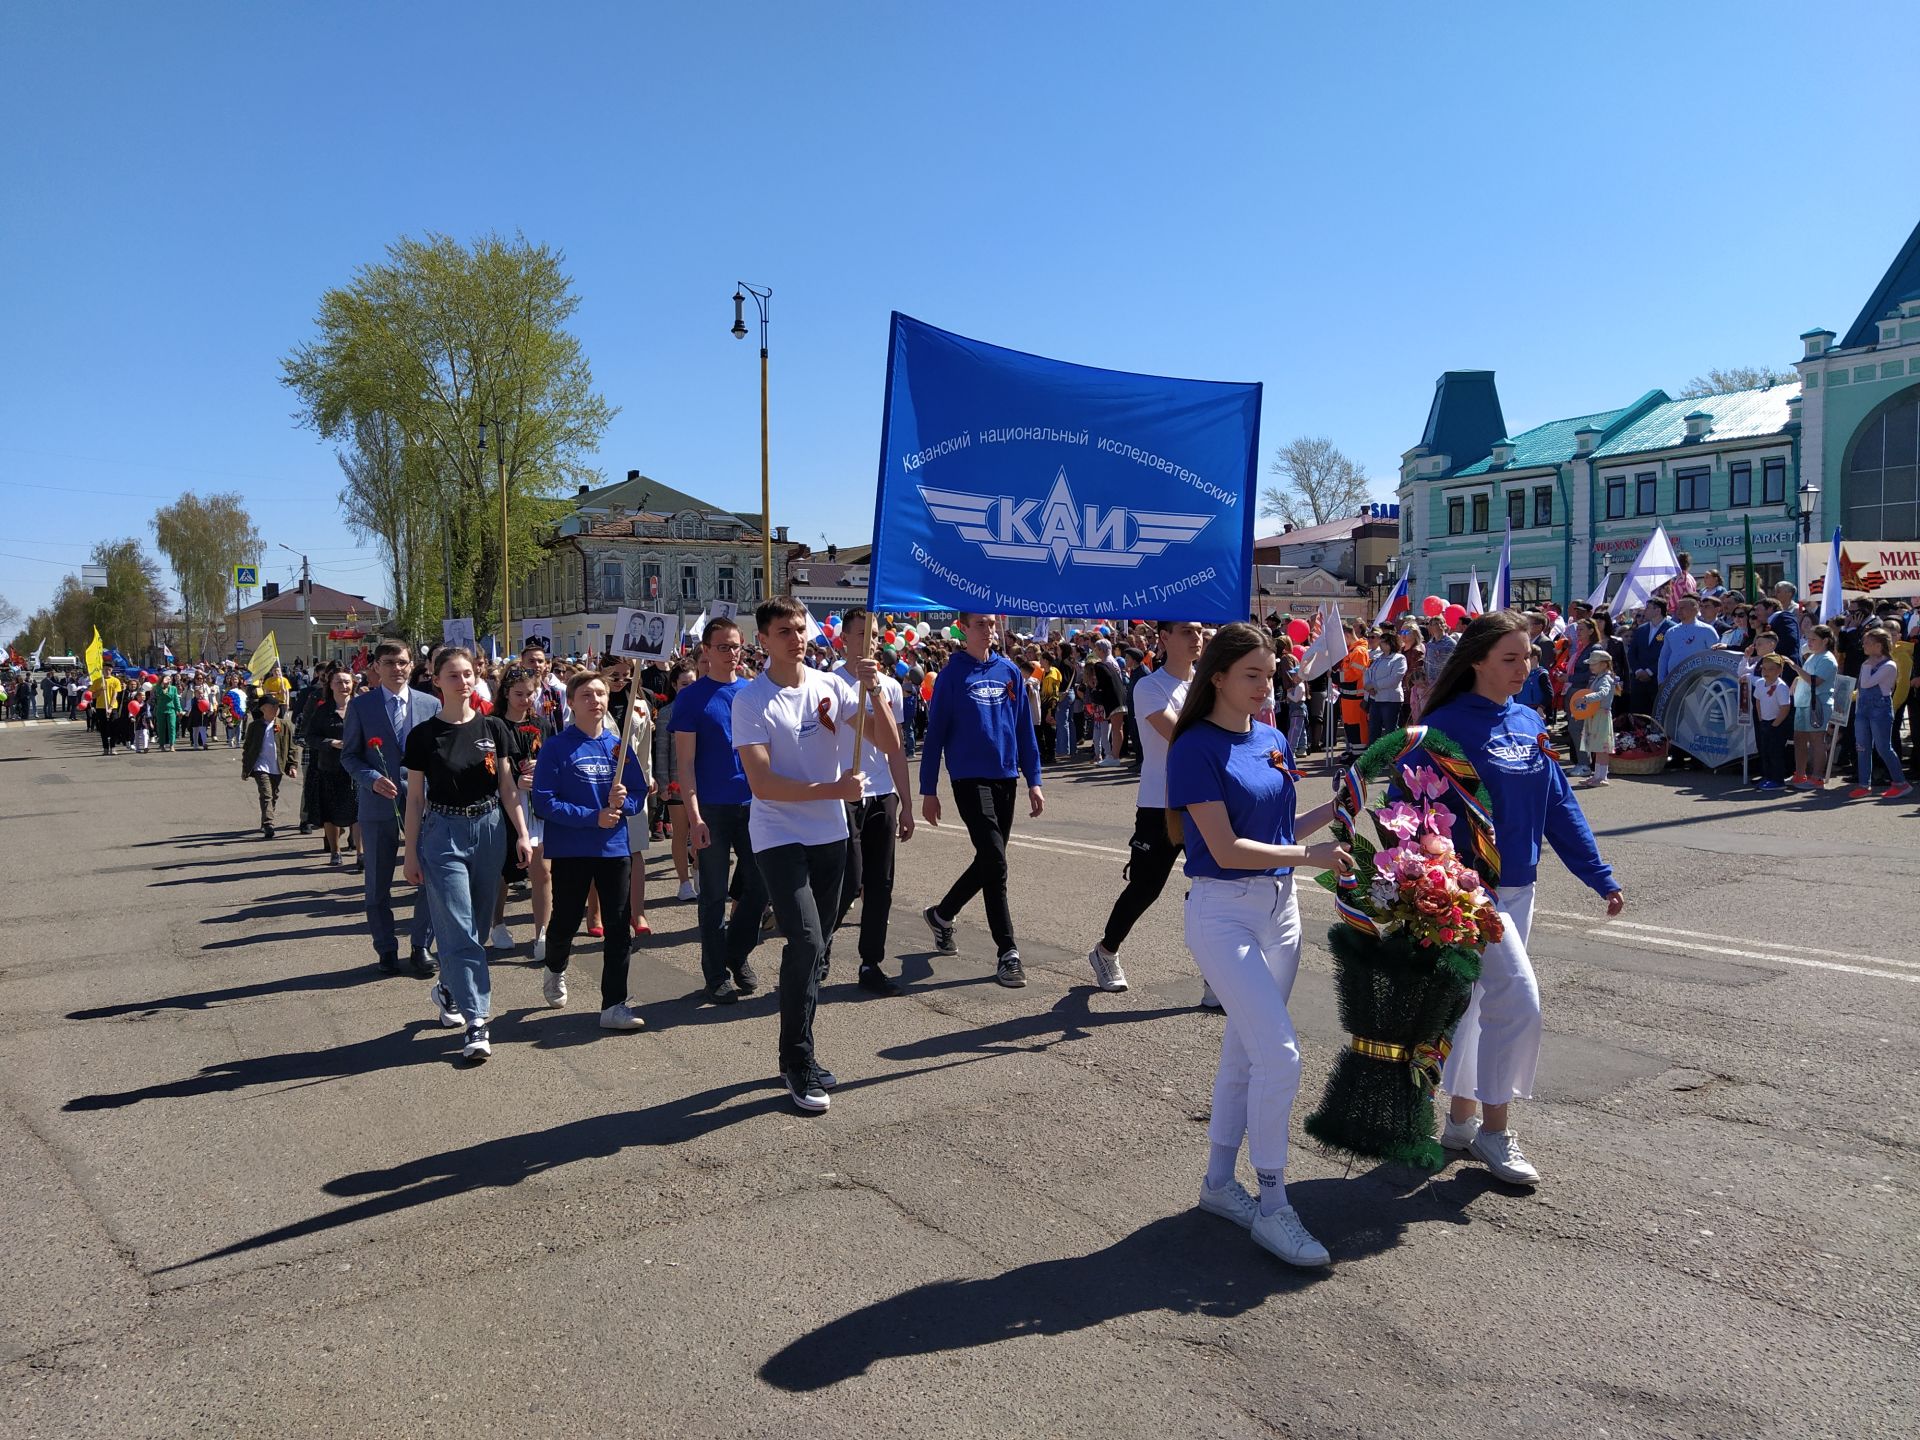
1440, 882, 1539, 1106
1184, 874, 1303, 1175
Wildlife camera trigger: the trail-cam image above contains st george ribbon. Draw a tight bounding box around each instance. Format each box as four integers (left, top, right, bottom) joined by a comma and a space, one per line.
867, 313, 1260, 623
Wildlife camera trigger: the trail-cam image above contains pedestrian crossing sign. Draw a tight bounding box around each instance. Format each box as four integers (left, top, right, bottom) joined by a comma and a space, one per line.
233, 564, 258, 588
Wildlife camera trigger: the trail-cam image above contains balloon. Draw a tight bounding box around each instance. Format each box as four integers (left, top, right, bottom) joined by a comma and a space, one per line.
1443, 604, 1467, 629
1422, 595, 1445, 618
949, 625, 965, 640
1097, 625, 1110, 637
916, 621, 931, 638
1286, 618, 1311, 644
827, 613, 840, 626
895, 660, 909, 678
921, 676, 934, 701
883, 630, 896, 644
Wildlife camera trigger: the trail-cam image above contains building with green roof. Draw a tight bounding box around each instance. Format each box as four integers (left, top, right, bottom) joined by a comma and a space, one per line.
1395, 218, 1920, 607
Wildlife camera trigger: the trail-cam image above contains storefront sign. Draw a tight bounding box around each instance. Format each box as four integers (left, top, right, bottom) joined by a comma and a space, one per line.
1596, 525, 1798, 558
1797, 541, 1920, 601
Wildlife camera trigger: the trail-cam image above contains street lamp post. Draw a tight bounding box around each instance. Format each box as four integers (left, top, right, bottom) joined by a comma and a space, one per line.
478, 419, 511, 648
1795, 478, 1820, 545
732, 283, 774, 600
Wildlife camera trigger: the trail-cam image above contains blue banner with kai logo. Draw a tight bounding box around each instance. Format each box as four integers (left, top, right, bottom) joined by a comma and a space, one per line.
868, 314, 1259, 623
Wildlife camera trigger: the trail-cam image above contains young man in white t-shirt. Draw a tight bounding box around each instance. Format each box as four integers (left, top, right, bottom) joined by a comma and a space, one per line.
1086, 620, 1203, 993
731, 597, 896, 1113
829, 609, 915, 995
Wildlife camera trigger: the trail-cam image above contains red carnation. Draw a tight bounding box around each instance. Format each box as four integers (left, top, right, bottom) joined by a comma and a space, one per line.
368, 737, 383, 748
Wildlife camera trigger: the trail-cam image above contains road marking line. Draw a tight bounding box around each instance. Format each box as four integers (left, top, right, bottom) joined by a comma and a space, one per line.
1536, 909, 1918, 971
1528, 919, 1920, 984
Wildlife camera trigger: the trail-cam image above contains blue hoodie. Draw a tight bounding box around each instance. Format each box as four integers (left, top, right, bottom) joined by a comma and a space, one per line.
530, 724, 649, 859
1418, 692, 1615, 896
919, 651, 1041, 793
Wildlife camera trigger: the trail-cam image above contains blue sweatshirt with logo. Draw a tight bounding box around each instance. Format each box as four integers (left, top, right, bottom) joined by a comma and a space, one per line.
1418, 692, 1615, 896
530, 725, 649, 859
919, 651, 1042, 793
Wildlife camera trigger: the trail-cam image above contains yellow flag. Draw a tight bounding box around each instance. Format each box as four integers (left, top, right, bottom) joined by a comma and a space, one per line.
246, 630, 279, 679
1895, 640, 1913, 714
84, 626, 104, 687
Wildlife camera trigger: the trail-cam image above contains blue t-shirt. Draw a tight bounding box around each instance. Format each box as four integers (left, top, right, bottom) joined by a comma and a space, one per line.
666, 675, 752, 806
1166, 720, 1297, 880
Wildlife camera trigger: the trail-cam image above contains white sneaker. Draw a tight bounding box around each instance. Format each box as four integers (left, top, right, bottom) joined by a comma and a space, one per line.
1087, 944, 1129, 993
541, 969, 568, 1009
599, 1002, 645, 1031
1469, 1129, 1541, 1185
1440, 1113, 1482, 1151
1251, 1204, 1330, 1268
1197, 1177, 1259, 1230
1199, 981, 1223, 1010
676, 880, 697, 901
531, 932, 547, 964
429, 982, 463, 1029
461, 1024, 492, 1061
488, 923, 513, 950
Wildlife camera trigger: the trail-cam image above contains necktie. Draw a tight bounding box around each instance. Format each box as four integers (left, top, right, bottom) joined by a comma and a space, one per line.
391, 692, 409, 749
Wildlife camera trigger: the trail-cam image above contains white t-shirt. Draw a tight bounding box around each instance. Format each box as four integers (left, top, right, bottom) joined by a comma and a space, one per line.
832, 664, 905, 797
730, 668, 858, 851
1131, 664, 1190, 810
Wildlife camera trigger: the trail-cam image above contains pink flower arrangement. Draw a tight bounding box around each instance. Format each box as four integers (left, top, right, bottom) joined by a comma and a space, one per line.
1361, 765, 1504, 951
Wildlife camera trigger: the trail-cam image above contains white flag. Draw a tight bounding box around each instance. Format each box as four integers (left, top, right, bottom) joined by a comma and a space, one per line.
30, 637, 46, 668
1300, 601, 1347, 682
1466, 567, 1485, 617
1818, 528, 1845, 624
1489, 521, 1513, 612
1611, 525, 1681, 617
1585, 569, 1613, 610
804, 608, 824, 644
684, 609, 709, 650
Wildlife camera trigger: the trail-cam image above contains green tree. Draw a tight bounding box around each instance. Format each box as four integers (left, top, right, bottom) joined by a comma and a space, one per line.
280, 231, 616, 632
1260, 436, 1373, 529
86, 538, 167, 658
152, 491, 262, 660
337, 412, 448, 640
1678, 365, 1795, 398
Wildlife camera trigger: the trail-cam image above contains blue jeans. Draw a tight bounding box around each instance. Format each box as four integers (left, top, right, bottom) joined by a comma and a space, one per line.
419, 807, 505, 1023
1856, 691, 1906, 789
694, 802, 768, 991
1367, 701, 1402, 745
362, 815, 433, 961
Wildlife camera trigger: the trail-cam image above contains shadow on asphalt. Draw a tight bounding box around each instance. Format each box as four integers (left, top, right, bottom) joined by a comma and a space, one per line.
200, 893, 365, 925
66, 963, 383, 1020
876, 988, 1192, 1062
202, 921, 369, 950
63, 1019, 449, 1111
153, 1054, 1004, 1275
759, 1163, 1473, 1393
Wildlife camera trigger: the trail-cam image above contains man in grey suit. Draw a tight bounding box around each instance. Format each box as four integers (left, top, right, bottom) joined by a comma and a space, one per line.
342, 640, 439, 975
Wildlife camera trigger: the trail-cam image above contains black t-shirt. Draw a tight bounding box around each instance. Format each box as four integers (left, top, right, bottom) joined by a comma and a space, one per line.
402, 713, 513, 808
500, 711, 556, 775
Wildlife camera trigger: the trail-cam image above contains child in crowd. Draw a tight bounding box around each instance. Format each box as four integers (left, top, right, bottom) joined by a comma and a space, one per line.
1579, 651, 1617, 787
1791, 624, 1838, 788
1750, 654, 1793, 790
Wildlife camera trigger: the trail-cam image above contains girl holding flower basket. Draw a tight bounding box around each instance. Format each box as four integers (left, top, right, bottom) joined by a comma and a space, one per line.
1167, 623, 1352, 1268
1420, 612, 1625, 1185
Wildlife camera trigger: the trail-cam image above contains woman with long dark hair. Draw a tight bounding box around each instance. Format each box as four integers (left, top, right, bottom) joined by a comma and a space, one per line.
1420, 611, 1624, 1185
1167, 623, 1351, 1268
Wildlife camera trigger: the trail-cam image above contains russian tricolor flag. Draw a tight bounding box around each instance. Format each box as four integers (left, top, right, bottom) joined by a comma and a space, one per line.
1372, 574, 1409, 630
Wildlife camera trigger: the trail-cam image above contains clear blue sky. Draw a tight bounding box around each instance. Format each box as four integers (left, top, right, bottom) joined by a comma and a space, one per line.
2, 0, 1911, 620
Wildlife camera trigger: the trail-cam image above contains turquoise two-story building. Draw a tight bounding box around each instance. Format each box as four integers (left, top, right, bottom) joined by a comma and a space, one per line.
1396, 217, 1920, 607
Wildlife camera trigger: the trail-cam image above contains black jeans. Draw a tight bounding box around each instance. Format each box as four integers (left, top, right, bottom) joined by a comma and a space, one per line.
1754, 717, 1791, 782
1100, 806, 1181, 955
756, 840, 846, 1075
547, 853, 633, 1011
834, 794, 898, 968
936, 778, 1018, 954
694, 802, 767, 990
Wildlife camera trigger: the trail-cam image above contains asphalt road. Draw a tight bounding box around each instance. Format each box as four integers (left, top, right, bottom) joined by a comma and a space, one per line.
2, 718, 1915, 1439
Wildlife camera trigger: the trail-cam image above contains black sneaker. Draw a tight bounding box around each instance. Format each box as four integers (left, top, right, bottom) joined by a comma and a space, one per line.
733, 961, 760, 995
262, 825, 276, 840
857, 963, 899, 996
707, 977, 741, 1006
923, 906, 957, 954
996, 950, 1027, 988
407, 949, 435, 978
783, 1068, 829, 1113
813, 1064, 837, 1090
376, 952, 400, 976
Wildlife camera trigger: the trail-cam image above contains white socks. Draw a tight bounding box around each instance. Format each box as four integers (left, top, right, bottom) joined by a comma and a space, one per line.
1255, 1168, 1286, 1216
